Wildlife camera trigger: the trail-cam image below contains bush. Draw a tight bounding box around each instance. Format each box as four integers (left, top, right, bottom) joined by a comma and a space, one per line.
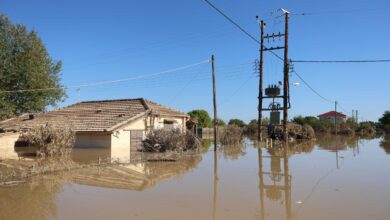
228, 119, 246, 127
271, 123, 315, 140
22, 124, 75, 157
142, 129, 201, 152
220, 125, 243, 145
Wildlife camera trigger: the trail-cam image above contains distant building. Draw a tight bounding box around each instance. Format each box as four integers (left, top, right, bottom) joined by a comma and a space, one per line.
317, 111, 347, 123
0, 98, 189, 161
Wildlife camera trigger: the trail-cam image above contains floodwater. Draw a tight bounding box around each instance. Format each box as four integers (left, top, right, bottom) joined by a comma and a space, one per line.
1, 136, 390, 220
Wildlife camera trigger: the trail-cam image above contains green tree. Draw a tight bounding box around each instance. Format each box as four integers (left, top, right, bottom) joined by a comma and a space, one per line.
228, 118, 246, 127
379, 111, 390, 133
213, 118, 225, 126
0, 14, 65, 120
188, 109, 212, 128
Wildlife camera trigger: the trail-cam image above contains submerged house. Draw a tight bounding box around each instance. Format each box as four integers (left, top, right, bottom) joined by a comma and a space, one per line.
0, 98, 189, 160
317, 111, 347, 123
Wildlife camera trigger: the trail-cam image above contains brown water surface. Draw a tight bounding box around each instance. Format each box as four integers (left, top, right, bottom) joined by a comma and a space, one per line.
1, 136, 390, 220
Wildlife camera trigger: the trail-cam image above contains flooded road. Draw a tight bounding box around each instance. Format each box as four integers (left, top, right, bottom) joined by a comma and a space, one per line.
1, 136, 390, 220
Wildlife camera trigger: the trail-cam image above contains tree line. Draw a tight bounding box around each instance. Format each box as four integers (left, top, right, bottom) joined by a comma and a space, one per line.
188, 109, 390, 135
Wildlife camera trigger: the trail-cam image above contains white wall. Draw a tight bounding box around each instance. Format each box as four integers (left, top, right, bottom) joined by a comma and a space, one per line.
111, 117, 147, 162
0, 133, 20, 160
152, 116, 186, 132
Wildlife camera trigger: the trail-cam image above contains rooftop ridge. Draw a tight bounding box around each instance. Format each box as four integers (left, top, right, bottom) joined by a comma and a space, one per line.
79, 98, 144, 104
143, 99, 188, 116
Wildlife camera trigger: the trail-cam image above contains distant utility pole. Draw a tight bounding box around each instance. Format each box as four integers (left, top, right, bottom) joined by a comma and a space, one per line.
355, 110, 358, 124
334, 101, 338, 135
257, 18, 265, 142
211, 55, 218, 151
257, 10, 290, 142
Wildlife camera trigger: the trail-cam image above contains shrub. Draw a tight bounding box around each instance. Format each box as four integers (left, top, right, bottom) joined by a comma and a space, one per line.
220, 125, 243, 145
142, 129, 201, 152
271, 123, 315, 140
22, 124, 75, 157
228, 119, 246, 127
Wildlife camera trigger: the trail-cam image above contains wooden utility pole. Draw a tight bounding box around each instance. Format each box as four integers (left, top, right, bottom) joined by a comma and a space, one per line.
283, 12, 289, 141
334, 101, 338, 135
211, 55, 218, 151
258, 19, 265, 142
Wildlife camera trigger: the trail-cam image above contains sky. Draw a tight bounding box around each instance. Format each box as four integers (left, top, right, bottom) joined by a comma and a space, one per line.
1, 0, 389, 122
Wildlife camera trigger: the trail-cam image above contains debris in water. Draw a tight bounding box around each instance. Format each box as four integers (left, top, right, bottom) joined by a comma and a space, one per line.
295, 200, 303, 204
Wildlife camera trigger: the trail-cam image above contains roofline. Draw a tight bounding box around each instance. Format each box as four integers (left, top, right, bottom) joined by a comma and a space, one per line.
107, 110, 151, 132
78, 98, 144, 104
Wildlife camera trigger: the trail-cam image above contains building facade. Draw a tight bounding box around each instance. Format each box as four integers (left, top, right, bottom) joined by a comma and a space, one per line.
0, 98, 189, 161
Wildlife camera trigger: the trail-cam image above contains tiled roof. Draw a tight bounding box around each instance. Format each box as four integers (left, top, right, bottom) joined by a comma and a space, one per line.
318, 111, 346, 118
0, 98, 188, 132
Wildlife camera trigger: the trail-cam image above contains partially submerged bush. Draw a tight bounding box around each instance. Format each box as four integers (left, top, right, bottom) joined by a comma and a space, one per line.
22, 124, 75, 157
142, 129, 201, 152
271, 123, 315, 140
220, 125, 243, 145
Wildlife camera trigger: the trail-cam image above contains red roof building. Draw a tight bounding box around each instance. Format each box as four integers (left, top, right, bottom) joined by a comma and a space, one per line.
317, 111, 347, 123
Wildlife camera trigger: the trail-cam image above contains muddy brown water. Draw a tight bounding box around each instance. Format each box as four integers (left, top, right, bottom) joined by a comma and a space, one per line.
1, 136, 390, 220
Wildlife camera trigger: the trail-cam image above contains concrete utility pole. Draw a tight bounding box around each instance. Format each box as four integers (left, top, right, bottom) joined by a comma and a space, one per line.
211, 55, 218, 151
258, 18, 265, 142
283, 12, 289, 141
356, 110, 358, 124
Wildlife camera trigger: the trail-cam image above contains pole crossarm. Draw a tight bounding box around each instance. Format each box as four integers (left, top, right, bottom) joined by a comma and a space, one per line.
263, 46, 285, 51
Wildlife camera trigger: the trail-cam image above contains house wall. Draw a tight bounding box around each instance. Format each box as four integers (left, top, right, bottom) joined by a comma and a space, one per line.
319, 116, 346, 123
151, 115, 187, 132
75, 133, 111, 148
111, 117, 147, 162
0, 133, 20, 160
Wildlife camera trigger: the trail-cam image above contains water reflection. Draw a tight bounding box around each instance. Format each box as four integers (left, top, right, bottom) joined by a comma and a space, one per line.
0, 174, 67, 220
219, 143, 246, 160
258, 143, 292, 220
316, 135, 359, 152
380, 136, 390, 154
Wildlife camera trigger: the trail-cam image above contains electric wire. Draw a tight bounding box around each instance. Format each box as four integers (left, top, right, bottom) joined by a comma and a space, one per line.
290, 6, 390, 16
202, 0, 259, 44
292, 70, 334, 104
169, 65, 209, 104
0, 59, 210, 93
292, 59, 390, 63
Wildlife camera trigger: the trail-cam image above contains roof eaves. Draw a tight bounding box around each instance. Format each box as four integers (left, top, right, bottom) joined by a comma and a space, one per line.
106, 109, 151, 132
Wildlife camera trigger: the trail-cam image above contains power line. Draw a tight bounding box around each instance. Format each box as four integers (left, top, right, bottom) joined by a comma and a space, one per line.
169, 65, 209, 104
0, 59, 210, 93
292, 59, 390, 63
202, 0, 259, 44
202, 0, 284, 63
291, 6, 390, 16
292, 70, 334, 103
219, 75, 255, 105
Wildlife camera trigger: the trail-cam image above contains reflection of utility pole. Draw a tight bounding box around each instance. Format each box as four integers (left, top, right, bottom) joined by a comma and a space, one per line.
258, 145, 292, 220
212, 150, 218, 220
258, 147, 265, 220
